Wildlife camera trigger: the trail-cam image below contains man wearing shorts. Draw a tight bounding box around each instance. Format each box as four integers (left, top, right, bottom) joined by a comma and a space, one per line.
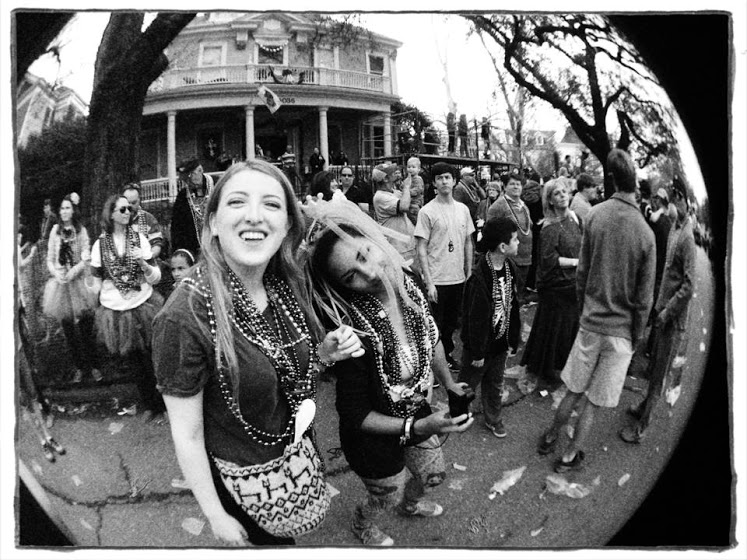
537, 149, 656, 472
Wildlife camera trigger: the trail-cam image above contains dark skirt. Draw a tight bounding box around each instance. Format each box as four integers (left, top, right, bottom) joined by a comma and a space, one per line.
520, 285, 579, 385
95, 290, 164, 356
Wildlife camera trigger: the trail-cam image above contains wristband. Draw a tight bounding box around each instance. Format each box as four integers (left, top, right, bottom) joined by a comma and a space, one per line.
315, 342, 335, 368
400, 416, 414, 446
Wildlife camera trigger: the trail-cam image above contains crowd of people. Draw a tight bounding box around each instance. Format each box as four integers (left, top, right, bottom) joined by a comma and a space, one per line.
17, 146, 699, 547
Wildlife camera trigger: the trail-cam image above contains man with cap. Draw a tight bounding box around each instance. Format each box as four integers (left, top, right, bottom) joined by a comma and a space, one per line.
619, 175, 695, 443
415, 162, 475, 371
371, 162, 417, 267
569, 173, 599, 222
453, 167, 484, 225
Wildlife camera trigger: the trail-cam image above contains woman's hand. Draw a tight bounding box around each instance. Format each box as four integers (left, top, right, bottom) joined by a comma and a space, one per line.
207, 511, 249, 546
470, 358, 485, 368
415, 409, 474, 437
320, 325, 365, 364
131, 246, 145, 265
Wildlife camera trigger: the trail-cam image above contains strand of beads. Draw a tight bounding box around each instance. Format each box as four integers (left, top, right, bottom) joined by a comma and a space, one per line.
102, 229, 142, 295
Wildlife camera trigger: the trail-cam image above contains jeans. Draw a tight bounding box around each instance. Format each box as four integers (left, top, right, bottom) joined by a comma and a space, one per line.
432, 283, 464, 359
460, 348, 507, 427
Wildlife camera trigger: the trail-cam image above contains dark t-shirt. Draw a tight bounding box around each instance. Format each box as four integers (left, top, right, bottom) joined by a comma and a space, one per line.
152, 274, 309, 466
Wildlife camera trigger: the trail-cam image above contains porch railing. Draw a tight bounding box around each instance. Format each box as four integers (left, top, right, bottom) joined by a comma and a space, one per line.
148, 64, 392, 94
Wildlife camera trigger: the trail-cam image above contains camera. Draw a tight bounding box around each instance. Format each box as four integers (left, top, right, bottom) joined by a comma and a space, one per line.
447, 387, 476, 420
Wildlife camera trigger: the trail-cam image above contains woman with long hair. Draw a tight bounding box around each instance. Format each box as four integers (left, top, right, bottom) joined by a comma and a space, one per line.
304, 198, 473, 547
152, 160, 362, 546
87, 194, 165, 421
308, 170, 340, 201
520, 179, 583, 390
42, 194, 101, 383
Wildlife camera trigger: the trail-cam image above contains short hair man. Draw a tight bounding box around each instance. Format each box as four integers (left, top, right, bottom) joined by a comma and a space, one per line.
569, 173, 599, 222
537, 148, 656, 473
619, 176, 695, 443
40, 198, 58, 242
309, 146, 325, 175
415, 162, 475, 370
452, 166, 484, 223
123, 184, 165, 260
280, 145, 300, 191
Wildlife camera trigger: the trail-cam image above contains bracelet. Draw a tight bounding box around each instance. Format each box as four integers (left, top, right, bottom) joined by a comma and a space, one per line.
315, 342, 335, 368
400, 416, 414, 446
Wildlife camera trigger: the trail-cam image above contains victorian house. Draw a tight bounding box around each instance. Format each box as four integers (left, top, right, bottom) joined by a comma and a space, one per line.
140, 12, 402, 199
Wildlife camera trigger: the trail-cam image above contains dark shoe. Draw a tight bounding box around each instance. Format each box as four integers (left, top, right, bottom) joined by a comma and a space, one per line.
46, 437, 65, 455
537, 432, 557, 455
554, 450, 585, 473
41, 442, 56, 463
486, 421, 507, 438
619, 425, 644, 444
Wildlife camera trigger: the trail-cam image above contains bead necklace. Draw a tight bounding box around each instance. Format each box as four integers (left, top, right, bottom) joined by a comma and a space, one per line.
185, 181, 208, 246
349, 275, 438, 418
504, 195, 531, 236
486, 252, 513, 340
134, 211, 149, 238
101, 228, 142, 296
192, 266, 318, 446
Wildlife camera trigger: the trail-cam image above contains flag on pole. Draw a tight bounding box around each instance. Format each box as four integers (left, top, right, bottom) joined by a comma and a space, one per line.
257, 84, 282, 114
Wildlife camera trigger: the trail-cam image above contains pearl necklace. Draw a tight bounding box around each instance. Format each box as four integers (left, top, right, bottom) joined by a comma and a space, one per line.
191, 266, 318, 446
349, 275, 438, 418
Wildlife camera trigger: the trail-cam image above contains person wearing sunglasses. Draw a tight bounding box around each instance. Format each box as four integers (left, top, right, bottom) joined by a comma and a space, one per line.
86, 194, 166, 423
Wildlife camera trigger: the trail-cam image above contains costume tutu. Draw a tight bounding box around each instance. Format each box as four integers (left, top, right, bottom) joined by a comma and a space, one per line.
42, 275, 98, 322
95, 290, 164, 356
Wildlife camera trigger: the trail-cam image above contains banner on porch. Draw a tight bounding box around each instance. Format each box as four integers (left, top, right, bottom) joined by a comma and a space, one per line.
257, 84, 282, 114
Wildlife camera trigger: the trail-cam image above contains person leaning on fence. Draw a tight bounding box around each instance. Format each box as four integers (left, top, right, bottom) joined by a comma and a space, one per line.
152, 160, 362, 546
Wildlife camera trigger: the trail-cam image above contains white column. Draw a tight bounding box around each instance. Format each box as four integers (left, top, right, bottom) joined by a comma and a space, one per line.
167, 111, 177, 199
319, 106, 329, 170
389, 52, 398, 96
383, 111, 392, 158
245, 106, 255, 160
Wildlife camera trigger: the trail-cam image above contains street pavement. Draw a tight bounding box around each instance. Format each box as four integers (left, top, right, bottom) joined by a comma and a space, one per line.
16, 248, 717, 550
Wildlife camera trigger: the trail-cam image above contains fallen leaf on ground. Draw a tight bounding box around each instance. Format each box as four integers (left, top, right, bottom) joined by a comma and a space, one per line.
449, 478, 466, 490
618, 473, 631, 486
539, 390, 548, 397
181, 517, 205, 536
71, 475, 82, 486
117, 405, 137, 416
666, 386, 682, 407
327, 483, 340, 498
602, 446, 608, 452
108, 422, 124, 434
702, 327, 708, 334
530, 514, 549, 537
566, 425, 575, 439
673, 356, 687, 368
700, 342, 706, 352
489, 466, 527, 499
531, 527, 544, 537
171, 478, 190, 489
80, 519, 93, 531
31, 461, 43, 475
545, 473, 599, 499
453, 462, 467, 471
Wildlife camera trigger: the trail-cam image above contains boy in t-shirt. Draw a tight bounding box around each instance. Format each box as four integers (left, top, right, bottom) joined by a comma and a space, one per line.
460, 217, 521, 438
404, 156, 425, 225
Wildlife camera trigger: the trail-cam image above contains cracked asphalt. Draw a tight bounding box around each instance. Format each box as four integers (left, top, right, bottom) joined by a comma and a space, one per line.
15, 248, 719, 549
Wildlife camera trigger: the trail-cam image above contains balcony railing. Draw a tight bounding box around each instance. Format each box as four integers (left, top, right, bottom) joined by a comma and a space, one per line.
148, 64, 392, 95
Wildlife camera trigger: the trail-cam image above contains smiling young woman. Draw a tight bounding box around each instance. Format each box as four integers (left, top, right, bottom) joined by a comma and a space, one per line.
152, 159, 364, 546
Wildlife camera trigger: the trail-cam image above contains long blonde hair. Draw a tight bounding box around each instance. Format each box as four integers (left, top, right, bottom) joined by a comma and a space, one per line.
198, 160, 322, 401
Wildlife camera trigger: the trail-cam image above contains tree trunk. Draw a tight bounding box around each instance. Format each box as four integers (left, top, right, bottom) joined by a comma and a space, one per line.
82, 13, 195, 234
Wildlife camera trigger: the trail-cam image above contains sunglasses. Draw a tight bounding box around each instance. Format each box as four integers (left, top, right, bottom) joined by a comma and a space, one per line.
116, 206, 133, 214
341, 173, 353, 177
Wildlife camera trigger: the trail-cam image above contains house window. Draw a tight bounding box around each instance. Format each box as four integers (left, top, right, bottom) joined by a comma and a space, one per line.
199, 44, 225, 67
363, 124, 384, 158
258, 44, 285, 65
368, 54, 385, 75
